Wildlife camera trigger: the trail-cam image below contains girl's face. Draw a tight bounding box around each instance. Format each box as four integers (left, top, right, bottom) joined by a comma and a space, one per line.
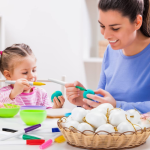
10, 56, 37, 91
98, 10, 137, 50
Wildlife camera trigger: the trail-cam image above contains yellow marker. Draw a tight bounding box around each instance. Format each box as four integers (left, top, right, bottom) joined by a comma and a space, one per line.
33, 82, 46, 86
54, 135, 66, 143
5, 80, 46, 86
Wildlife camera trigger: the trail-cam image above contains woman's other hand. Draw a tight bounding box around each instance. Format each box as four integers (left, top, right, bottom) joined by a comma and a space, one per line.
83, 88, 116, 110
65, 81, 86, 106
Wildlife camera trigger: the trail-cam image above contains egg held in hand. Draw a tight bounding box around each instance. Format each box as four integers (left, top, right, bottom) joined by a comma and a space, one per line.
83, 89, 95, 101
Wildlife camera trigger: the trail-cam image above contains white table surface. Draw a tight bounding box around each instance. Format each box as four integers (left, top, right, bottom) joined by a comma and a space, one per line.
0, 115, 150, 150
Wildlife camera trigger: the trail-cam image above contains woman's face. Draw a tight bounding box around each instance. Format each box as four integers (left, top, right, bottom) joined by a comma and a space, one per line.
98, 10, 137, 50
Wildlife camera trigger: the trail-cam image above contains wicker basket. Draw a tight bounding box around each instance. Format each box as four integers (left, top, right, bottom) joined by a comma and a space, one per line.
57, 118, 150, 149
99, 40, 109, 58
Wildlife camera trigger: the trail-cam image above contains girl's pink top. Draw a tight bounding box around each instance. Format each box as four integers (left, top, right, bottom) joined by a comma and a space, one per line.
0, 85, 53, 108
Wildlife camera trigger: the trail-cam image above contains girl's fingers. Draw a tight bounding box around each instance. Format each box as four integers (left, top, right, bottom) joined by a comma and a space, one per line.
83, 98, 101, 108
58, 96, 65, 106
83, 104, 93, 110
53, 98, 57, 108
54, 97, 61, 108
86, 94, 107, 103
22, 81, 30, 87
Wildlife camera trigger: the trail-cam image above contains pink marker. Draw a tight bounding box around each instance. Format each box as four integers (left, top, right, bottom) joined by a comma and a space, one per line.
40, 133, 62, 149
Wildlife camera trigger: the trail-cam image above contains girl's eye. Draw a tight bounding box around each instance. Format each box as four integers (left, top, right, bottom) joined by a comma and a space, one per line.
22, 72, 28, 74
33, 70, 36, 72
112, 28, 120, 31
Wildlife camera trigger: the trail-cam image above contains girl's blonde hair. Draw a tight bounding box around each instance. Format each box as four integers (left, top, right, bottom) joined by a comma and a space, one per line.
0, 43, 34, 74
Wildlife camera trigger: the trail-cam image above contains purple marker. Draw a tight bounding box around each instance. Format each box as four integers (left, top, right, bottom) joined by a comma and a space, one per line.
0, 124, 41, 141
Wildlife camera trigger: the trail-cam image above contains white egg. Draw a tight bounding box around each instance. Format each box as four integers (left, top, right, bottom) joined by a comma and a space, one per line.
85, 110, 91, 114
65, 120, 79, 129
109, 111, 127, 126
71, 107, 86, 123
77, 123, 94, 133
109, 108, 124, 115
95, 124, 115, 135
117, 122, 135, 134
86, 112, 107, 128
133, 124, 143, 130
91, 108, 107, 115
126, 109, 141, 124
96, 103, 114, 112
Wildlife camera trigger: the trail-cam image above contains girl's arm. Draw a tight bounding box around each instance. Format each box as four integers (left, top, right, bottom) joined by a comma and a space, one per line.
0, 89, 17, 104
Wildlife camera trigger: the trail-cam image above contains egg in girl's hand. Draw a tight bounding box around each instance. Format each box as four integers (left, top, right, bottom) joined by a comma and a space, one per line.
77, 123, 94, 134
126, 109, 141, 124
91, 108, 107, 115
65, 120, 79, 129
117, 122, 135, 134
95, 124, 115, 135
86, 112, 107, 128
96, 103, 114, 112
109, 111, 127, 126
71, 107, 86, 123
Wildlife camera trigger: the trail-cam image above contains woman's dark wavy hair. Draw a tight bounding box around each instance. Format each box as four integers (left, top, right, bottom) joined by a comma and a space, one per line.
98, 0, 150, 37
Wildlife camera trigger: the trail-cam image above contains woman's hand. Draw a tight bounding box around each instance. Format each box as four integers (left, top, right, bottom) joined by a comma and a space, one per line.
52, 96, 65, 108
65, 81, 86, 106
9, 78, 30, 100
83, 88, 116, 110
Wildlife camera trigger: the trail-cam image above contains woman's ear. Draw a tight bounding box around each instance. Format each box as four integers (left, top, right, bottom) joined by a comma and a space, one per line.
3, 70, 12, 80
135, 14, 142, 30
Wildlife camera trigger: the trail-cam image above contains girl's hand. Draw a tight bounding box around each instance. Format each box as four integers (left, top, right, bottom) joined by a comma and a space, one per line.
65, 81, 86, 107
52, 96, 65, 108
9, 78, 30, 99
83, 88, 116, 110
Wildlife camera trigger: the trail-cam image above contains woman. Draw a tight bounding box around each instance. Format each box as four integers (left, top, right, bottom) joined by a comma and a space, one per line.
65, 0, 150, 114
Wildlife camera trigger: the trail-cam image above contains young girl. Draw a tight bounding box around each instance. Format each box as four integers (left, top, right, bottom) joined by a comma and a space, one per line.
0, 43, 65, 109
65, 0, 150, 114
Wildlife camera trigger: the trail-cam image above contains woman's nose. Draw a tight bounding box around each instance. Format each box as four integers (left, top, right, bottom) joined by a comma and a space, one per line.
103, 29, 111, 40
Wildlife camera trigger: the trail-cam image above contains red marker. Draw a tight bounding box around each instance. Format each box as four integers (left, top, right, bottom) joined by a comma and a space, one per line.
0, 139, 45, 145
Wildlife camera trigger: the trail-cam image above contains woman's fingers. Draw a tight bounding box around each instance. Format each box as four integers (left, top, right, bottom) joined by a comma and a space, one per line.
94, 88, 109, 97
86, 94, 107, 103
83, 98, 100, 108
83, 104, 93, 110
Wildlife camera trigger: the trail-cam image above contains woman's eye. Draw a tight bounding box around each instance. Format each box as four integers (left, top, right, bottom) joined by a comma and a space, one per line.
33, 70, 36, 72
112, 28, 120, 31
100, 26, 105, 28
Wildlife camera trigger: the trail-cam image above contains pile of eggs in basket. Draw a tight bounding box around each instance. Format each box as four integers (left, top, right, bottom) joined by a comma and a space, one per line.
62, 103, 150, 134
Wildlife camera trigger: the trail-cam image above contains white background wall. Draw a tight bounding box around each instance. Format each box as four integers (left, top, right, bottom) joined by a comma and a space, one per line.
0, 0, 103, 109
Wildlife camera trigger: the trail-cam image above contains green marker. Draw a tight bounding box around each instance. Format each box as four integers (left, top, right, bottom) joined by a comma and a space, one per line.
75, 86, 87, 91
